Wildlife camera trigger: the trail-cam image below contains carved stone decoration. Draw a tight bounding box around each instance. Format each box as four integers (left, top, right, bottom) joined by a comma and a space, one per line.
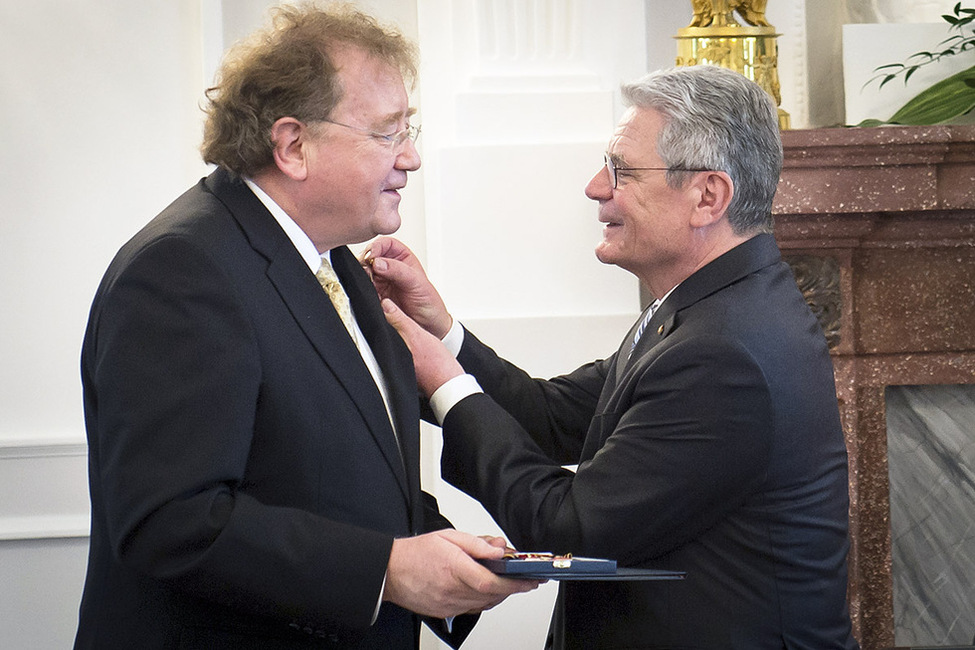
784, 254, 842, 348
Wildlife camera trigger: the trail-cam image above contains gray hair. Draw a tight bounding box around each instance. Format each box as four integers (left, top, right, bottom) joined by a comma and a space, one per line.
621, 65, 783, 235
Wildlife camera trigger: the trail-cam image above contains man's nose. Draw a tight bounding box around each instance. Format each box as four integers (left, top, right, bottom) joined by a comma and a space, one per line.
585, 163, 612, 201
395, 138, 421, 171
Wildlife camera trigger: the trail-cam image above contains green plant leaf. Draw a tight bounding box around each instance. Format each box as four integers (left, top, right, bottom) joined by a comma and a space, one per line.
855, 118, 888, 127
886, 64, 975, 124
863, 3, 975, 110
878, 73, 898, 89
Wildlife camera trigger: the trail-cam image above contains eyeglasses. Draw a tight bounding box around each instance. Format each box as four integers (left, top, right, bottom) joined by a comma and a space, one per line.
321, 119, 421, 150
603, 154, 710, 189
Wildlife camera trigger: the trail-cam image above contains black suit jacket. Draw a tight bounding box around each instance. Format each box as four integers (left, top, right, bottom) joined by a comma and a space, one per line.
76, 168, 472, 649
441, 234, 858, 649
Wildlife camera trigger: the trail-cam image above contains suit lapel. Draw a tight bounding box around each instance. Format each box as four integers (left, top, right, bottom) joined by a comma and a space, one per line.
614, 303, 661, 385
332, 248, 421, 506
622, 233, 783, 373
205, 169, 414, 505
620, 307, 676, 379
587, 234, 783, 461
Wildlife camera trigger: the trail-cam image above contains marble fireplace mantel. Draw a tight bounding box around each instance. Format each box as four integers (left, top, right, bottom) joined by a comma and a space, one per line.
772, 124, 975, 650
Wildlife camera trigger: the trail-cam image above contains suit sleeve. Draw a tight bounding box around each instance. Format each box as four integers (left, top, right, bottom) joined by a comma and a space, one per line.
443, 332, 774, 566
455, 329, 609, 464
84, 234, 390, 628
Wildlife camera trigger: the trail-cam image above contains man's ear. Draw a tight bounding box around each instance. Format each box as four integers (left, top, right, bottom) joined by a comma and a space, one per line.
269, 117, 311, 181
689, 170, 734, 228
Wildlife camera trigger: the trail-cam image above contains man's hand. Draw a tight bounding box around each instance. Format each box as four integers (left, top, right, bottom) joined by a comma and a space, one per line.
383, 529, 540, 619
361, 237, 453, 339
381, 298, 463, 397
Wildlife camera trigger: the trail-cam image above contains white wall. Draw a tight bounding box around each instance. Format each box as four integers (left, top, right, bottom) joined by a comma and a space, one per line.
1, 0, 927, 647
412, 2, 647, 644
1, 1, 212, 646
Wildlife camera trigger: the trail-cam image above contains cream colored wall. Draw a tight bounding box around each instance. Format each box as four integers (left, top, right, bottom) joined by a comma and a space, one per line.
0, 2, 212, 646
0, 0, 948, 647
412, 2, 646, 645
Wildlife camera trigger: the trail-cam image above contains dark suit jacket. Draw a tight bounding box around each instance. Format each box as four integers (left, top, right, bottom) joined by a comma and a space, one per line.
441, 234, 858, 649
76, 167, 471, 649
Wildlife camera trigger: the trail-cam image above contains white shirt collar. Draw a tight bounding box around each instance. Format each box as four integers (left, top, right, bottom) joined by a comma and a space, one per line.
652, 283, 679, 311
243, 178, 326, 272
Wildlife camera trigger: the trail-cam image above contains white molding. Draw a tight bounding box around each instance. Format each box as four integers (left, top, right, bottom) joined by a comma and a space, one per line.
0, 438, 87, 460
474, 0, 583, 70
0, 515, 90, 542
0, 435, 90, 542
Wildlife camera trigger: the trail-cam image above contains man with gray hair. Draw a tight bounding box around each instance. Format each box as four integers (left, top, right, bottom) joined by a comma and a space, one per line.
369, 65, 859, 648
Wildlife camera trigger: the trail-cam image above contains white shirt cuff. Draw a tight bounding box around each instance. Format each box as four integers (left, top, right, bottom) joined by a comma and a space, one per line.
429, 374, 482, 425
372, 572, 386, 624
441, 317, 465, 357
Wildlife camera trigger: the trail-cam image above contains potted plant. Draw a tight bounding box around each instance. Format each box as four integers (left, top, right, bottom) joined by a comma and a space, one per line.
859, 2, 975, 125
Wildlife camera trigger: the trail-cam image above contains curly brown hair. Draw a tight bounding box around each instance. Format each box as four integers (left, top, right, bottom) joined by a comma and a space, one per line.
200, 2, 418, 176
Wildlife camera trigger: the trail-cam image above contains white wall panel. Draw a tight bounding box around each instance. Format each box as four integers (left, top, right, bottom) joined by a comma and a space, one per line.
0, 438, 89, 541
416, 0, 645, 306
414, 2, 648, 646
438, 141, 631, 319
0, 537, 89, 649
0, 0, 210, 441
0, 0, 208, 645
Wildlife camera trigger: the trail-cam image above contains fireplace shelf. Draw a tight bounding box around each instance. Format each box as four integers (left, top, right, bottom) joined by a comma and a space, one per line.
772, 124, 975, 650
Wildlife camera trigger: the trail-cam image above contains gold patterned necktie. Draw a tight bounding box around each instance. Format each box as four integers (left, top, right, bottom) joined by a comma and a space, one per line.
316, 257, 357, 343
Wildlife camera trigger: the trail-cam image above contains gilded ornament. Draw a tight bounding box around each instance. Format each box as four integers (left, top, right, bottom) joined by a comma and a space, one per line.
676, 0, 789, 128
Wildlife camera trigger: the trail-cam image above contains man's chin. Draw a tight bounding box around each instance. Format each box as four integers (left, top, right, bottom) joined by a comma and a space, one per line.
594, 242, 618, 266
374, 214, 402, 236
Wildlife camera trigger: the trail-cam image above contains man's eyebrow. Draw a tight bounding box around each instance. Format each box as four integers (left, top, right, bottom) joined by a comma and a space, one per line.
377, 107, 418, 129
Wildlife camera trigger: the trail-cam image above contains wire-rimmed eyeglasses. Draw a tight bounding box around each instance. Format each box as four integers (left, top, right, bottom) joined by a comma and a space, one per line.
603, 153, 710, 189
321, 119, 421, 150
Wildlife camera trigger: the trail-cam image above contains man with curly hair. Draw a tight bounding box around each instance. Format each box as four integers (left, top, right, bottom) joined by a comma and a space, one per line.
75, 4, 536, 649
